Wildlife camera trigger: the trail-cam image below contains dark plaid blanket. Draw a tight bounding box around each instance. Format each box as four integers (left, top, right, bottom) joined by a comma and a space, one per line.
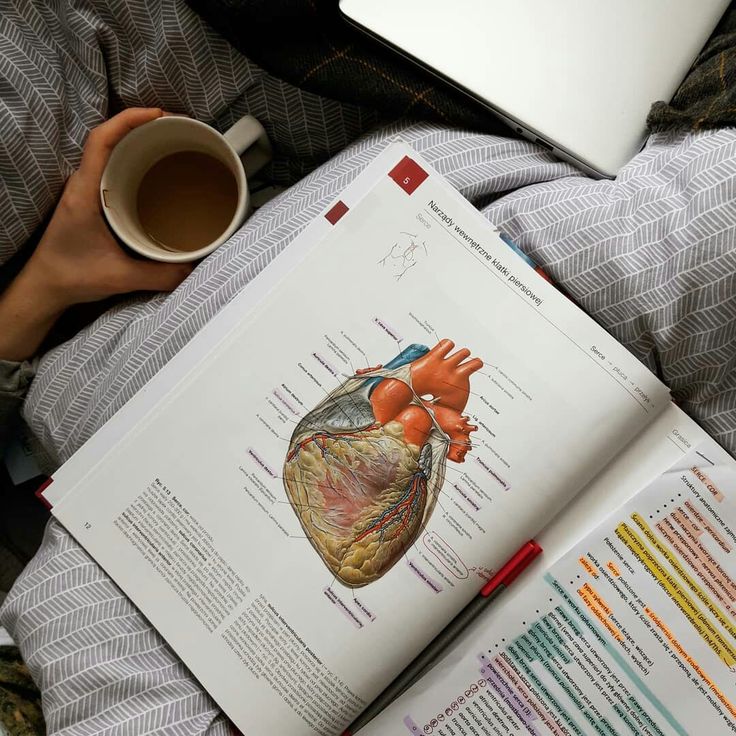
188, 0, 736, 135
185, 0, 504, 133
648, 5, 736, 131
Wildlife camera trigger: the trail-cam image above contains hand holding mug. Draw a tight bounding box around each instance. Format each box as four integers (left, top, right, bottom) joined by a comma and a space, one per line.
0, 108, 193, 361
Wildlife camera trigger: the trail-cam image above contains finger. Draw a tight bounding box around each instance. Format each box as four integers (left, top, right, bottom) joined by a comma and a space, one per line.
446, 348, 471, 366
120, 260, 193, 294
79, 107, 164, 187
457, 357, 483, 376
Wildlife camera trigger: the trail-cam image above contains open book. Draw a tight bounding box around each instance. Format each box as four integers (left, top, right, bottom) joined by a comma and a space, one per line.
38, 143, 733, 735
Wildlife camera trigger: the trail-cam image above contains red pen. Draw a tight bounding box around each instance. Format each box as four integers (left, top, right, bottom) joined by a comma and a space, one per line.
344, 540, 543, 734
481, 539, 543, 597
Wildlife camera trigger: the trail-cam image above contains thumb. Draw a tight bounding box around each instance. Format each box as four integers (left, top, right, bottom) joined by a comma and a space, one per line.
121, 260, 193, 294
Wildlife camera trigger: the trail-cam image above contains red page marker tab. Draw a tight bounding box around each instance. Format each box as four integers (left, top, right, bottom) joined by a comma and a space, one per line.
388, 156, 428, 195
35, 476, 54, 509
325, 200, 349, 224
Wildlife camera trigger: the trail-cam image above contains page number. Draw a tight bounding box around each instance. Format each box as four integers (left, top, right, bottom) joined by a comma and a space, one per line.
388, 156, 428, 195
84, 522, 92, 530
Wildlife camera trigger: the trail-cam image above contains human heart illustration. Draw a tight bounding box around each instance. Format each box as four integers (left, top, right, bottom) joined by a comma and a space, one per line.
283, 339, 481, 587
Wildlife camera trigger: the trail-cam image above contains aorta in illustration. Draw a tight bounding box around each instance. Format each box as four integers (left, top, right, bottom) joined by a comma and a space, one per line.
283, 340, 481, 587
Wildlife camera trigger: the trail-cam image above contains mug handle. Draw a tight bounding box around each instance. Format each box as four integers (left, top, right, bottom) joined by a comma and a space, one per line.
223, 115, 272, 178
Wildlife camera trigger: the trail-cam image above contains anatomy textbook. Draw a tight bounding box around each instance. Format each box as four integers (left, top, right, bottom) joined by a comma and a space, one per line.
38, 143, 726, 736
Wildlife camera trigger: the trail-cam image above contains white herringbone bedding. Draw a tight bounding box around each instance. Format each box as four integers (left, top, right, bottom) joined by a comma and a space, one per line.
1, 0, 735, 733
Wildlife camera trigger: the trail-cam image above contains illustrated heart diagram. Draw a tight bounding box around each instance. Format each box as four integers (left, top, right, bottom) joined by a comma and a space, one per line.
283, 339, 481, 587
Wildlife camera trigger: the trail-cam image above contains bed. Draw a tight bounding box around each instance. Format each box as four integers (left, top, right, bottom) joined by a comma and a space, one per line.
1, 1, 735, 733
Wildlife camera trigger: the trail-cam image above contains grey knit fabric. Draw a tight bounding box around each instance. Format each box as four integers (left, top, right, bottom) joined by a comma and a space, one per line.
0, 0, 375, 266
1, 0, 736, 734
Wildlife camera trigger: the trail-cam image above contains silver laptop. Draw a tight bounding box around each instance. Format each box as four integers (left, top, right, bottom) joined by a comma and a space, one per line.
340, 0, 728, 178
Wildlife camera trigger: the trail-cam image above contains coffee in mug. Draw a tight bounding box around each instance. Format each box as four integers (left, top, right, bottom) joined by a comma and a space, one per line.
100, 115, 271, 262
136, 151, 239, 252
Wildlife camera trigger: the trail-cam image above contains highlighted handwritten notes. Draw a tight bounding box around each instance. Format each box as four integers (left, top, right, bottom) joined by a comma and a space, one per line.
491, 652, 568, 736
632, 513, 736, 644
617, 520, 736, 667
685, 500, 732, 553
577, 582, 623, 642
578, 556, 599, 578
691, 466, 725, 502
484, 657, 543, 735
656, 511, 736, 618
369, 442, 736, 736
645, 607, 736, 721
671, 507, 702, 540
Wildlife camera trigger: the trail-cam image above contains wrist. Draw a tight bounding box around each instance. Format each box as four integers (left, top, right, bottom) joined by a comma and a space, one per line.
19, 255, 78, 314
0, 265, 69, 362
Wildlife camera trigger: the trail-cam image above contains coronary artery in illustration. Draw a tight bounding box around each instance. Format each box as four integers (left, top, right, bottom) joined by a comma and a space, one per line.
283, 339, 481, 587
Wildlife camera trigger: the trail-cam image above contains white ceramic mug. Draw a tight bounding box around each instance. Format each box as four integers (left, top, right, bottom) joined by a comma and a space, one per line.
100, 115, 271, 262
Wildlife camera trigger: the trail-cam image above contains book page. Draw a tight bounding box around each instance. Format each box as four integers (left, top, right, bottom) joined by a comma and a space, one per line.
41, 144, 406, 509
365, 428, 736, 736
52, 144, 669, 735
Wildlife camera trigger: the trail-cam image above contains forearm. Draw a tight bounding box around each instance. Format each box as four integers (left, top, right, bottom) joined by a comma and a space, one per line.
0, 265, 60, 457
0, 265, 68, 362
